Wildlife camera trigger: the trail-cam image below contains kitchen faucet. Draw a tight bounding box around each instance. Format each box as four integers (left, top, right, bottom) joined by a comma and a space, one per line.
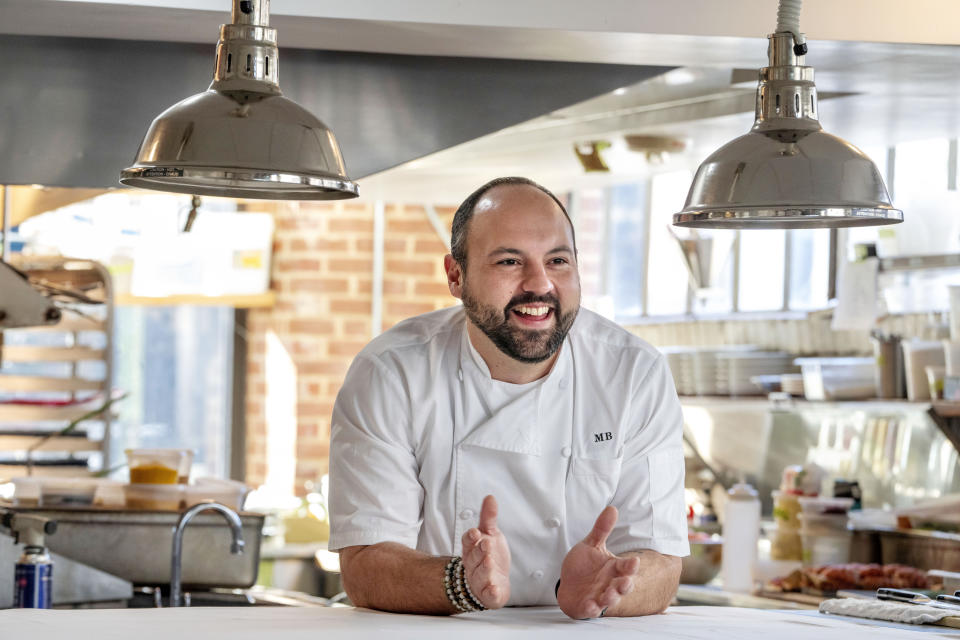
169, 502, 245, 607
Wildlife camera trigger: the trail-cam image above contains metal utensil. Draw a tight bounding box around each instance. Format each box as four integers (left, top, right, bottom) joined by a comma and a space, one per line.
877, 588, 960, 612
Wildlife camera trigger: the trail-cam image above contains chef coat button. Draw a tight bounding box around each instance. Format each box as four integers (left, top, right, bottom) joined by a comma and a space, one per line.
561, 446, 571, 458
546, 517, 561, 528
558, 378, 568, 390
459, 509, 474, 520
531, 570, 544, 580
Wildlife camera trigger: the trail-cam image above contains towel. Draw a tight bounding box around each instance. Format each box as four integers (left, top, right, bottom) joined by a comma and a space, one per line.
819, 597, 954, 625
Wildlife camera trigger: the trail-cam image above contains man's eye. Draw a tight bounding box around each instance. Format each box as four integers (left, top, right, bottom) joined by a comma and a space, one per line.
550, 258, 569, 265
498, 259, 520, 265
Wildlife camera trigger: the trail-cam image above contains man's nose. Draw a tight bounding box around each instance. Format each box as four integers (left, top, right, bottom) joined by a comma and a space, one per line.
521, 262, 554, 295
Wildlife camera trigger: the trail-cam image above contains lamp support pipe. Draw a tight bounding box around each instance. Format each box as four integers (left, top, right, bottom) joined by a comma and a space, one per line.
1, 186, 9, 259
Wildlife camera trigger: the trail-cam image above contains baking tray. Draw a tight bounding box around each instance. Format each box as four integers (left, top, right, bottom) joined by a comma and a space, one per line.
2, 504, 264, 588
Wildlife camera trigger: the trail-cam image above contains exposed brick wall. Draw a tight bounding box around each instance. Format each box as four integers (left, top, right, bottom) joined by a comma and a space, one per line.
243, 201, 456, 493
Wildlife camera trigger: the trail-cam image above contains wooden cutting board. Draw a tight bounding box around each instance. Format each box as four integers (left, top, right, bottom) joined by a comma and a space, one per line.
757, 589, 826, 607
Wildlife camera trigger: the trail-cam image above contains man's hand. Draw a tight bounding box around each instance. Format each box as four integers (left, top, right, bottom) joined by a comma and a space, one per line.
557, 506, 641, 619
461, 495, 511, 609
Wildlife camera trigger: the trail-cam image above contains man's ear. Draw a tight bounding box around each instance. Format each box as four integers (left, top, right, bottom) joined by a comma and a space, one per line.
444, 254, 464, 299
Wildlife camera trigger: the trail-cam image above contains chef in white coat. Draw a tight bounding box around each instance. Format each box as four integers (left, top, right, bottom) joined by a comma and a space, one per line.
329, 177, 689, 619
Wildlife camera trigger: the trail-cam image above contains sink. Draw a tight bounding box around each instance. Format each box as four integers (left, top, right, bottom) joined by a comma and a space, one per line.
5, 505, 264, 588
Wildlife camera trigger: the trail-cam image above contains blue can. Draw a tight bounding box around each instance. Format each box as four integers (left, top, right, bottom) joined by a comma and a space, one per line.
14, 546, 53, 609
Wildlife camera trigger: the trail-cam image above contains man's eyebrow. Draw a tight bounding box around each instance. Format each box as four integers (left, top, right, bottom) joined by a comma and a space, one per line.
486, 245, 574, 258
487, 247, 523, 257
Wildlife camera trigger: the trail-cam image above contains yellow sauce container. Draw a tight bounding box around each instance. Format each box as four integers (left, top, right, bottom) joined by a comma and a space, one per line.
129, 463, 179, 484
125, 449, 194, 485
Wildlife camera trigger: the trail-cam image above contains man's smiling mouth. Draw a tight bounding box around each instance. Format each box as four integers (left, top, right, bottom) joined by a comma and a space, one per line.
511, 305, 553, 320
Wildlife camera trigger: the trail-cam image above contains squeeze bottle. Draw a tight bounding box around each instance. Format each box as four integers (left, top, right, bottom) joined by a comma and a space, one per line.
721, 482, 760, 593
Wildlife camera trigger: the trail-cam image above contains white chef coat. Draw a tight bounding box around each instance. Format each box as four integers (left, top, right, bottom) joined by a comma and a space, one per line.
328, 306, 689, 606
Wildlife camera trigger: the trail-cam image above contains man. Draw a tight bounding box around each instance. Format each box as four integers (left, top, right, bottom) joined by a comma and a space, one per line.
328, 177, 688, 619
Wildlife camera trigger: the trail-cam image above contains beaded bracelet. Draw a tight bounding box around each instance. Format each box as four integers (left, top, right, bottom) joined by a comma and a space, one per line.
443, 556, 486, 613
444, 557, 468, 612
455, 556, 485, 611
461, 563, 484, 610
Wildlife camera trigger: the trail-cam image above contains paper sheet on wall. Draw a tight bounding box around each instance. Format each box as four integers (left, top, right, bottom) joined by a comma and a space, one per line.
832, 257, 879, 331
1, 604, 945, 639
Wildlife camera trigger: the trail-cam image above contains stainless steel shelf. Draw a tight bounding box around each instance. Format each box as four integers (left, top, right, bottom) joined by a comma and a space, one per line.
0, 435, 101, 452
11, 315, 107, 332
0, 375, 105, 392
1, 346, 107, 362
0, 404, 116, 422
878, 253, 960, 273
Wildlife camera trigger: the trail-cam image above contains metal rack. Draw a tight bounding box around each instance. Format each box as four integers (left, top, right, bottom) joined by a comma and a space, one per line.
878, 253, 960, 273
0, 257, 115, 478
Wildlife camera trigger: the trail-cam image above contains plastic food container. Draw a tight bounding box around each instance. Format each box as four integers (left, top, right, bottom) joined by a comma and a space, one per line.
13, 477, 102, 507
94, 481, 126, 508
123, 483, 186, 510
798, 496, 855, 515
11, 477, 41, 506
125, 448, 194, 484
902, 340, 945, 401
801, 530, 853, 567
13, 477, 126, 508
771, 491, 804, 561
793, 357, 875, 401
927, 365, 946, 400
41, 479, 100, 506
183, 478, 250, 511
945, 340, 960, 377
799, 511, 852, 567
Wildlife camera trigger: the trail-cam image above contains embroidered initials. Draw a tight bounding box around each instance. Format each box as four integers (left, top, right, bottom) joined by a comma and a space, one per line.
593, 432, 613, 443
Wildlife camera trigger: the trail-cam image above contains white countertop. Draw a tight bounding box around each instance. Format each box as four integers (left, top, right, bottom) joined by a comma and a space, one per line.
2, 605, 953, 639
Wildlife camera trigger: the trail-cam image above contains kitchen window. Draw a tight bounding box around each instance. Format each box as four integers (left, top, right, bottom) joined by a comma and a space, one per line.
577, 137, 960, 323
110, 305, 234, 479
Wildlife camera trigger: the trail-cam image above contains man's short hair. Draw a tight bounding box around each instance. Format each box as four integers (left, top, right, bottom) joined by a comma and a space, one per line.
449, 176, 576, 266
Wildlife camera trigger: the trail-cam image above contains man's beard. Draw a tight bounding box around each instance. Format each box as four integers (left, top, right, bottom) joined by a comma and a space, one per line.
461, 286, 579, 364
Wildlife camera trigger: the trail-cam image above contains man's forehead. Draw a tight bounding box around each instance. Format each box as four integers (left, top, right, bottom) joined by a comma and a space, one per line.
474, 183, 560, 215
465, 184, 573, 253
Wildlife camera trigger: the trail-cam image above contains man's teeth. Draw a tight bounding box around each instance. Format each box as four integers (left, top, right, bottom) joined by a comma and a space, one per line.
515, 305, 550, 317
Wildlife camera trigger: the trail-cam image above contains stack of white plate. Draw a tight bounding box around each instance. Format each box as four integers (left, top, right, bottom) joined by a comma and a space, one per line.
689, 346, 760, 396
691, 349, 721, 395
716, 351, 797, 396
660, 347, 695, 396
780, 373, 805, 396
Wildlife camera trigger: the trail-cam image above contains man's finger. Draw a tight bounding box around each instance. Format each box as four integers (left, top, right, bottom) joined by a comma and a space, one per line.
598, 584, 624, 610
478, 494, 498, 533
463, 541, 485, 569
615, 555, 641, 575
611, 574, 634, 595
462, 528, 481, 548
583, 600, 604, 619
583, 505, 618, 548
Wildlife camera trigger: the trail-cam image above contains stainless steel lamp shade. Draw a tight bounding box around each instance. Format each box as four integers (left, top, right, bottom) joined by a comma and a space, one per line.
120, 0, 358, 200
674, 34, 900, 229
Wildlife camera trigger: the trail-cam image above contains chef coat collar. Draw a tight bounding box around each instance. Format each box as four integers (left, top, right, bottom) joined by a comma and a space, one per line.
458, 317, 571, 391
